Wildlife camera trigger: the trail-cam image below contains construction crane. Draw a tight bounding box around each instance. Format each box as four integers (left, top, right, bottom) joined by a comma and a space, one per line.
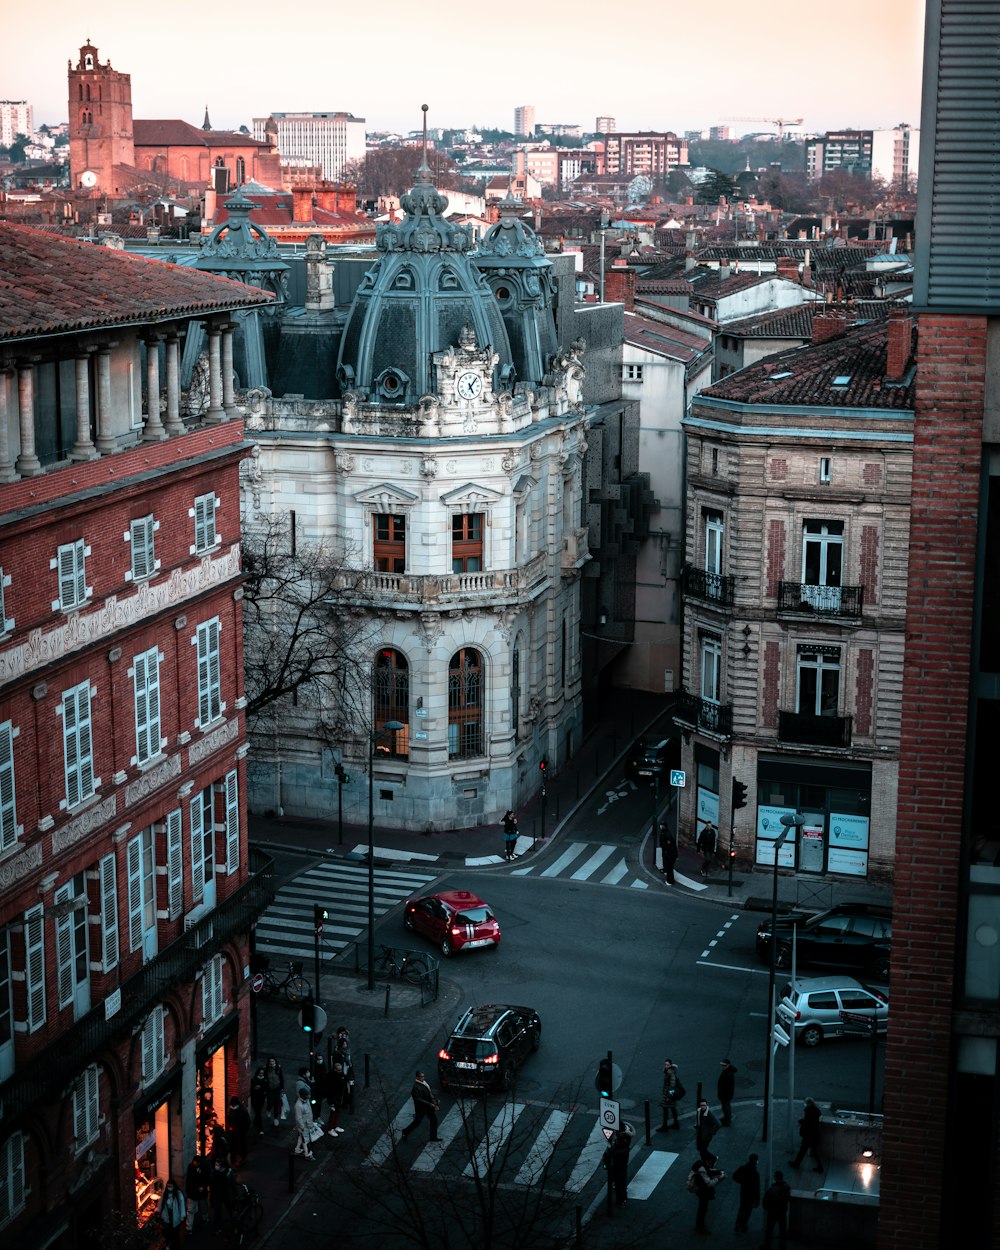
723, 117, 804, 140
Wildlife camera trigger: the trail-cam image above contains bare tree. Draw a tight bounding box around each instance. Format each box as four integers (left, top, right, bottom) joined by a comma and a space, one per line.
343, 148, 475, 200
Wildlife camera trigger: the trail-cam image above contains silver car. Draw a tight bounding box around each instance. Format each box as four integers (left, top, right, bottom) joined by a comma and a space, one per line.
780, 975, 888, 1047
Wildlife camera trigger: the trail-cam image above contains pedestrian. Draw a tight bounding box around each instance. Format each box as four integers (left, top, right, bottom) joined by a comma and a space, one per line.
184, 1153, 210, 1234
659, 823, 678, 884
502, 810, 519, 860
293, 1088, 316, 1159
210, 1118, 231, 1168
788, 1096, 824, 1172
295, 1066, 313, 1102
250, 1065, 268, 1135
695, 1097, 721, 1166
761, 1169, 792, 1249
399, 1070, 440, 1143
226, 1095, 252, 1166
158, 1176, 187, 1250
325, 1061, 348, 1136
717, 1058, 737, 1126
697, 820, 718, 874
208, 1155, 237, 1233
688, 1156, 725, 1235
264, 1055, 285, 1128
657, 1057, 685, 1131
731, 1151, 760, 1232
335, 1031, 355, 1112
603, 1123, 634, 1206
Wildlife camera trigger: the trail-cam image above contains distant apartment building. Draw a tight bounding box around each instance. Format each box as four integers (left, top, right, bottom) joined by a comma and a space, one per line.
252, 112, 366, 182
538, 123, 582, 139
595, 116, 616, 135
514, 105, 535, 138
805, 129, 874, 181
871, 123, 920, 187
710, 125, 734, 141
0, 101, 32, 146
604, 132, 689, 180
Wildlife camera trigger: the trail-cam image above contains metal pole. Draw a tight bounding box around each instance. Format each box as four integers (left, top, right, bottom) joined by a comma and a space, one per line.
762, 827, 790, 1145
337, 776, 343, 847
869, 1019, 878, 1115
314, 923, 321, 1009
367, 732, 376, 992
541, 776, 547, 842
727, 825, 734, 898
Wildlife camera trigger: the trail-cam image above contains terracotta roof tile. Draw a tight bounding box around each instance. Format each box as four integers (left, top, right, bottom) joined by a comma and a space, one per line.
133, 120, 270, 149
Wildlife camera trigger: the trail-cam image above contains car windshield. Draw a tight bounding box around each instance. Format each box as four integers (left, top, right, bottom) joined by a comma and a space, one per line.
455, 907, 491, 924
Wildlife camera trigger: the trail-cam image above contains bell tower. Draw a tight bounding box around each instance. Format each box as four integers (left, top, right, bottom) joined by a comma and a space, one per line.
68, 40, 134, 195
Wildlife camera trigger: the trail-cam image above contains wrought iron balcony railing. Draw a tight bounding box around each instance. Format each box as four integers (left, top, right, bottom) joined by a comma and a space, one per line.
777, 581, 863, 618
681, 565, 735, 607
674, 689, 734, 737
0, 848, 275, 1126
778, 710, 853, 748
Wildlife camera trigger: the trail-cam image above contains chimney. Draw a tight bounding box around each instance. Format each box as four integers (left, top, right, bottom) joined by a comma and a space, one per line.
886, 306, 914, 380
304, 234, 335, 313
868, 220, 877, 240
604, 265, 636, 311
292, 187, 313, 223
719, 261, 731, 281
812, 310, 848, 344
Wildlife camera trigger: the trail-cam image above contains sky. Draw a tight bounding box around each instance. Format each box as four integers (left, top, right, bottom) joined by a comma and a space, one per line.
5, 0, 925, 138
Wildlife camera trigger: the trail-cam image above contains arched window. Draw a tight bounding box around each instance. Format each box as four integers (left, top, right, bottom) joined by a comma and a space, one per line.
449, 648, 483, 759
235, 157, 246, 185
372, 649, 409, 758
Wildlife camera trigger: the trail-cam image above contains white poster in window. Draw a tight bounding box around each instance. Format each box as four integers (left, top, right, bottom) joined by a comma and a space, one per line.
756, 806, 798, 867
827, 811, 870, 877
697, 788, 719, 828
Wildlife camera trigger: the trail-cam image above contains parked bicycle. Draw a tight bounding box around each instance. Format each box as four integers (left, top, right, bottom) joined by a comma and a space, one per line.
374, 944, 428, 984
233, 1183, 263, 1236
259, 958, 310, 1003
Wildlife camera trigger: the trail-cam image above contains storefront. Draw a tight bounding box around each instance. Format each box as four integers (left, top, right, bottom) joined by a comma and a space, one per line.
694, 743, 721, 833
196, 1018, 239, 1158
134, 1075, 179, 1226
754, 756, 873, 877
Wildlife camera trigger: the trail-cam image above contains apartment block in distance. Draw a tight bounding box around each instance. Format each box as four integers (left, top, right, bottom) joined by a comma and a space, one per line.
252, 111, 366, 182
0, 101, 32, 148
0, 224, 274, 1246
514, 104, 535, 138
603, 131, 689, 181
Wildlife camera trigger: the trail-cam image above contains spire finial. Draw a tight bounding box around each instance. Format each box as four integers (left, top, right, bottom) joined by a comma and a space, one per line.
416, 104, 432, 184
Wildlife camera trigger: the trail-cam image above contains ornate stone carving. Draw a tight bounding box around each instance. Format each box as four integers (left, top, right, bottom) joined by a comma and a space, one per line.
189, 717, 240, 766
417, 613, 446, 654
420, 456, 439, 479
0, 841, 43, 890
492, 608, 517, 643
242, 442, 263, 508
125, 753, 182, 808
52, 794, 117, 855
501, 450, 518, 476
336, 452, 356, 476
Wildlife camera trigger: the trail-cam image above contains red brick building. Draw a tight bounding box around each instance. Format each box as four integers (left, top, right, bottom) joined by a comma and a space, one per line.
0, 224, 273, 1245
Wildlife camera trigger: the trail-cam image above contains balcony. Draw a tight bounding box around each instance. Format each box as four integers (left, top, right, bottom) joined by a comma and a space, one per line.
777, 581, 863, 619
682, 565, 735, 608
674, 689, 733, 737
0, 848, 275, 1125
778, 710, 853, 748
335, 552, 549, 607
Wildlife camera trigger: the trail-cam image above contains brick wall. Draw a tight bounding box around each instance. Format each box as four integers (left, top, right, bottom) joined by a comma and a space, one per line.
855, 647, 874, 737
766, 519, 785, 598
860, 524, 879, 603
762, 639, 780, 728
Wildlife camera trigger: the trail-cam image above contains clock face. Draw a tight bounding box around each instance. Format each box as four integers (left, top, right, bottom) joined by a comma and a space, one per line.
457, 371, 483, 400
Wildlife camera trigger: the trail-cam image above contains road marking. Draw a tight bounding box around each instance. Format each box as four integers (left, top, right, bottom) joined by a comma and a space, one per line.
564, 1119, 608, 1193
541, 843, 588, 877
674, 871, 707, 892
464, 1102, 526, 1178
364, 1109, 412, 1167
630, 879, 649, 889
514, 1108, 573, 1186
602, 860, 629, 886
629, 1149, 679, 1199
570, 845, 616, 881
349, 845, 440, 862
696, 959, 770, 975
410, 1103, 465, 1172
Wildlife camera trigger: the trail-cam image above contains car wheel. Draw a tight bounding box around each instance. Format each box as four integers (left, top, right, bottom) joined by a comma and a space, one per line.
440, 938, 453, 957
801, 1024, 823, 1048
530, 1027, 541, 1052
403, 913, 414, 931
871, 955, 890, 980
774, 944, 792, 971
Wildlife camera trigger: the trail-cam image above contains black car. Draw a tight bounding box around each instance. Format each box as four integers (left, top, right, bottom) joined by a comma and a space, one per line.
756, 903, 892, 980
437, 1003, 541, 1091
624, 734, 680, 784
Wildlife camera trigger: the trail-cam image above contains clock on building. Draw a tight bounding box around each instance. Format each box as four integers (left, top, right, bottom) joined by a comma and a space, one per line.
456, 371, 483, 400
80, 170, 98, 188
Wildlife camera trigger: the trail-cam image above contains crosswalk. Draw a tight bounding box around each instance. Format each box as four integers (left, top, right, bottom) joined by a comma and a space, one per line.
511, 840, 650, 889
255, 861, 438, 964
363, 1095, 680, 1201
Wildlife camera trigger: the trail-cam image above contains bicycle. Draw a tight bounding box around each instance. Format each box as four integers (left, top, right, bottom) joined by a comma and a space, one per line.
233, 1183, 263, 1237
374, 944, 428, 985
260, 958, 311, 1003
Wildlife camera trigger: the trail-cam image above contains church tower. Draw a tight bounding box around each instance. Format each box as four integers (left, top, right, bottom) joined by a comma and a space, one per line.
68, 41, 134, 195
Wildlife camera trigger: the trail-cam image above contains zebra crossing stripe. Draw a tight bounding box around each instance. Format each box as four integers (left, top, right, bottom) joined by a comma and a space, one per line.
628, 1149, 679, 1199
463, 1102, 526, 1179
514, 1108, 572, 1186
410, 1103, 466, 1172
564, 1119, 608, 1193
364, 1109, 411, 1167
540, 843, 588, 877
601, 860, 629, 885
570, 845, 616, 881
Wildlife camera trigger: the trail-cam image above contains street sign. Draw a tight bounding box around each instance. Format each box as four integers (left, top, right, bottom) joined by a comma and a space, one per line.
775, 1000, 797, 1025
600, 1096, 620, 1140
251, 972, 265, 994
670, 769, 686, 787
772, 1023, 790, 1047
840, 1010, 876, 1027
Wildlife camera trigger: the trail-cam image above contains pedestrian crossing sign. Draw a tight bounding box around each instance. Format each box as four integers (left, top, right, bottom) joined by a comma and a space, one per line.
670, 769, 686, 787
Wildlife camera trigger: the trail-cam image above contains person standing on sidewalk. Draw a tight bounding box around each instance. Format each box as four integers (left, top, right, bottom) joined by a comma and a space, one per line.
695, 1097, 721, 1166
400, 1071, 440, 1143
158, 1177, 187, 1250
603, 1123, 633, 1206
293, 1088, 317, 1159
657, 1058, 684, 1131
250, 1065, 268, 1135
731, 1151, 760, 1232
264, 1055, 285, 1128
689, 1157, 725, 1235
697, 821, 718, 874
502, 810, 519, 860
717, 1058, 737, 1126
761, 1170, 792, 1248
788, 1096, 824, 1172
325, 1061, 348, 1137
184, 1153, 210, 1234
659, 823, 678, 884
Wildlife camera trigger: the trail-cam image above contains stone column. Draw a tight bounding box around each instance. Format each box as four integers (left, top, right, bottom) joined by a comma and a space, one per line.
204, 325, 225, 423
94, 345, 116, 454
143, 333, 167, 441
0, 366, 17, 481
164, 333, 184, 435
14, 360, 42, 476
221, 324, 236, 418
70, 350, 99, 461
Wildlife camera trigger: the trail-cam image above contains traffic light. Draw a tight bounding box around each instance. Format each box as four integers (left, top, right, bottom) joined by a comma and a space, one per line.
596, 1056, 614, 1097
335, 764, 350, 785
301, 995, 316, 1033
732, 778, 748, 810
539, 757, 548, 774
313, 905, 327, 932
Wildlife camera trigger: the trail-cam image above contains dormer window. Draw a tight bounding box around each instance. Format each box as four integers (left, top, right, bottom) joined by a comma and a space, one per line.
375, 368, 409, 402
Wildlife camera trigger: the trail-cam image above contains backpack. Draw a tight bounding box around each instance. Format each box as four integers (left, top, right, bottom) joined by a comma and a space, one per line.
687, 1170, 701, 1194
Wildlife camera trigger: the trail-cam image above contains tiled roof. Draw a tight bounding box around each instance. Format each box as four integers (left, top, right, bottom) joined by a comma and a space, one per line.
623, 311, 711, 362
0, 222, 272, 342
637, 278, 691, 295
133, 120, 270, 149
701, 319, 913, 410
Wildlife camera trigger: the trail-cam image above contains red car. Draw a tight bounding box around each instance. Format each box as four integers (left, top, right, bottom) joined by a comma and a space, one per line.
403, 890, 501, 957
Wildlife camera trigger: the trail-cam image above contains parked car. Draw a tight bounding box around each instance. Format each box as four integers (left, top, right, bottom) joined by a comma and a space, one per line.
403, 890, 501, 957
437, 1003, 541, 1091
756, 903, 892, 980
624, 734, 680, 783
779, 975, 888, 1047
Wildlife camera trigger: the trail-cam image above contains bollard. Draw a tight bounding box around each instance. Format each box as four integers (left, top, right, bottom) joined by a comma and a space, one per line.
364, 1052, 371, 1090
288, 1151, 296, 1193
384, 984, 391, 1016
644, 1099, 651, 1145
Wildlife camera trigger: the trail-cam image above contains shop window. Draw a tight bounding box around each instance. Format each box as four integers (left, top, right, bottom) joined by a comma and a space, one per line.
373, 515, 406, 573
72, 1065, 100, 1152
61, 680, 96, 809
197, 1043, 229, 1158
134, 1098, 169, 1225
796, 646, 841, 716
0, 1132, 25, 1229
195, 618, 222, 728
452, 513, 483, 573
202, 954, 224, 1026
141, 1005, 165, 1084
448, 648, 483, 759
133, 646, 162, 766
372, 650, 409, 758
0, 721, 17, 853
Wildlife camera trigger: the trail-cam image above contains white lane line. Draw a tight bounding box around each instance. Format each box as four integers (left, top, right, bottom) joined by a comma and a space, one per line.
464, 1103, 526, 1178
570, 845, 616, 881
696, 960, 770, 975
348, 845, 440, 864
514, 1109, 573, 1186
541, 843, 588, 878
628, 1149, 679, 1200
602, 860, 629, 885
565, 1119, 608, 1194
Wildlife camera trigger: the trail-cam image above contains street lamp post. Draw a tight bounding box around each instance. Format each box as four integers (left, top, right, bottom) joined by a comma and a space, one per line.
367, 720, 404, 991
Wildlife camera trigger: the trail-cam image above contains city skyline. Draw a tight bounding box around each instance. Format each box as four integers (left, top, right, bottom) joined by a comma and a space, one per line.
7, 0, 924, 140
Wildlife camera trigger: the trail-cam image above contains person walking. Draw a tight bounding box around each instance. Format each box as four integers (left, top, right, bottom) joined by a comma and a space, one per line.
659, 823, 678, 884
689, 1157, 725, 1235
325, 1060, 348, 1136
697, 821, 718, 874
334, 1030, 355, 1112
208, 1155, 237, 1234
788, 1096, 824, 1172
731, 1151, 760, 1232
400, 1070, 440, 1143
226, 1096, 252, 1166
695, 1097, 721, 1167
657, 1058, 685, 1131
158, 1176, 187, 1250
264, 1055, 285, 1129
250, 1065, 268, 1136
604, 1123, 634, 1206
184, 1153, 210, 1234
502, 810, 519, 860
293, 1088, 317, 1159
761, 1169, 792, 1249
717, 1058, 737, 1126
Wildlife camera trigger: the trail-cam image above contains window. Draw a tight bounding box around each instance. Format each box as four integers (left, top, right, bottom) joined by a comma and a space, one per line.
700, 634, 722, 704
0, 722, 17, 853
127, 829, 156, 956
797, 646, 841, 717
511, 646, 521, 738
62, 681, 95, 809
448, 648, 483, 759
24, 904, 45, 1033
133, 647, 162, 765
452, 513, 483, 573
623, 363, 644, 382
190, 787, 214, 906
55, 874, 88, 1013
373, 515, 405, 573
99, 853, 119, 972
166, 809, 183, 919
0, 569, 13, 635
704, 510, 724, 576
801, 521, 844, 611
195, 618, 222, 727
53, 539, 89, 611
223, 771, 239, 875
372, 650, 409, 759
128, 516, 157, 582
141, 1005, 165, 1084
819, 457, 831, 484
192, 493, 218, 554
72, 1065, 100, 1151
202, 954, 224, 1026
0, 1132, 26, 1228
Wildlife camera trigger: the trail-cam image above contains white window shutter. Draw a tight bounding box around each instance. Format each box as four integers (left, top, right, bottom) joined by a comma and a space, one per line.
0, 720, 16, 851
74, 538, 87, 605
225, 770, 239, 875
57, 543, 77, 608
2, 1133, 25, 1219
212, 954, 224, 1020
190, 796, 205, 905
166, 809, 183, 919
133, 651, 149, 762
127, 835, 143, 953
99, 853, 119, 971
55, 885, 74, 1010
141, 1013, 153, 1082
153, 1005, 165, 1075
24, 903, 45, 1032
